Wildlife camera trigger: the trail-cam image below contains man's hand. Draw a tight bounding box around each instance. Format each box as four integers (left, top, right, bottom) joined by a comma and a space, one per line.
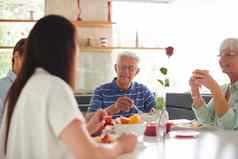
86, 109, 107, 135
114, 96, 134, 112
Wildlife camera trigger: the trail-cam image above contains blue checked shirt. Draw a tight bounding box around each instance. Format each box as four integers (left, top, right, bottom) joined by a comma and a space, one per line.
89, 78, 156, 117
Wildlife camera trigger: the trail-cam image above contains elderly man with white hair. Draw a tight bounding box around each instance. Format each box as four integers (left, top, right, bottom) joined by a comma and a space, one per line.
87, 51, 156, 119
190, 38, 238, 130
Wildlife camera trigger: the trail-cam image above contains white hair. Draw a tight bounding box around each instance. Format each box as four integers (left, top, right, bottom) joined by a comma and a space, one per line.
220, 38, 238, 55
116, 51, 140, 64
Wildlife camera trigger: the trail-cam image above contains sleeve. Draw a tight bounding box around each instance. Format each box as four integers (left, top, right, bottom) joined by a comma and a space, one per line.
88, 87, 103, 112
143, 86, 156, 112
217, 101, 238, 130
192, 98, 216, 125
48, 79, 85, 137
192, 85, 227, 125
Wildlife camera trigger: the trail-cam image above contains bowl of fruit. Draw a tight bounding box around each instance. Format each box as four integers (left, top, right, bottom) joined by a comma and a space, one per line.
113, 114, 146, 135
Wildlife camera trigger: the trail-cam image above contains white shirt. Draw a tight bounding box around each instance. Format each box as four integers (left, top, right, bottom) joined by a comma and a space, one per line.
0, 68, 84, 159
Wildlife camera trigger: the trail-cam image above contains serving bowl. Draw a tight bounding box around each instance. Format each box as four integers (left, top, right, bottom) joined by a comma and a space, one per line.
113, 123, 146, 135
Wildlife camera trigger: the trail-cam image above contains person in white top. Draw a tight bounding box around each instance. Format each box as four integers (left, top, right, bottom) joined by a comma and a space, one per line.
0, 15, 137, 159
0, 38, 26, 126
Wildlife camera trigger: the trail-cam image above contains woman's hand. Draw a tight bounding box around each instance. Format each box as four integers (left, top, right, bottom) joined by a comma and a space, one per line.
189, 76, 201, 98
189, 76, 201, 90
116, 133, 137, 153
87, 109, 106, 135
189, 70, 207, 108
192, 69, 219, 92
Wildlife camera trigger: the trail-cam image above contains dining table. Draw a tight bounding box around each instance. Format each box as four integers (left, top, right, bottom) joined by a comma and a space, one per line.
114, 120, 238, 159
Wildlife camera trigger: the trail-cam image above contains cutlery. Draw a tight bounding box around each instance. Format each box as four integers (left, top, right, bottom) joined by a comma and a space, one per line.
134, 105, 143, 115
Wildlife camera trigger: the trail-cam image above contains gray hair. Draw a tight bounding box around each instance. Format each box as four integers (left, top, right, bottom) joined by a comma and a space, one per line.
116, 51, 140, 64
220, 38, 238, 55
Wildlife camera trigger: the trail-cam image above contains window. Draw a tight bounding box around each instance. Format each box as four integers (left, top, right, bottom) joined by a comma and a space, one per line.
0, 0, 44, 78
0, 0, 44, 19
0, 50, 11, 77
112, 0, 236, 93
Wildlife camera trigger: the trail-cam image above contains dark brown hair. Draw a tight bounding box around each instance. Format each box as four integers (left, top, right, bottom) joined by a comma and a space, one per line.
11, 38, 27, 65
4, 15, 77, 153
13, 38, 26, 56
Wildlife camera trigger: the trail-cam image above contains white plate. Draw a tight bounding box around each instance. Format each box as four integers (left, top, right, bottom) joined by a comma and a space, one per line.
169, 130, 200, 138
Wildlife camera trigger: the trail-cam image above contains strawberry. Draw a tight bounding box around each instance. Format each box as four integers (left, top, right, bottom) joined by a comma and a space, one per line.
100, 134, 113, 143
104, 115, 114, 126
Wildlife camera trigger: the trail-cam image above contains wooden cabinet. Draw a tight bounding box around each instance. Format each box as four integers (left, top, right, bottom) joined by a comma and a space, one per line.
0, 20, 164, 52
0, 19, 113, 27
73, 20, 113, 28
0, 20, 113, 50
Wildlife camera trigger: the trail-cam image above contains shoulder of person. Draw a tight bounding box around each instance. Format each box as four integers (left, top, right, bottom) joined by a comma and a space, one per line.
0, 76, 8, 83
133, 81, 150, 90
50, 75, 74, 94
220, 83, 229, 91
32, 69, 73, 94
94, 81, 113, 91
0, 76, 11, 94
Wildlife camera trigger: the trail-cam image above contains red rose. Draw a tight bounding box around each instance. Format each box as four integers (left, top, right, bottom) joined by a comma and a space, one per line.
165, 46, 174, 57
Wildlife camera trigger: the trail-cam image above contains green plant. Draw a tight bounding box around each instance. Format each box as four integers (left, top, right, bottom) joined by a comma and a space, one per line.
155, 96, 166, 110
155, 46, 174, 110
155, 67, 169, 110
157, 67, 170, 88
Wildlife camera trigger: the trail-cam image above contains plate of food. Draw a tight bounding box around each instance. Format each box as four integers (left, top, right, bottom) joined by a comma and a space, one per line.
169, 119, 205, 130
169, 130, 200, 139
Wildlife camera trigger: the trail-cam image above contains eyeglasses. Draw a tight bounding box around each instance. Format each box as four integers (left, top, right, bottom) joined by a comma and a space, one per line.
117, 65, 138, 72
217, 53, 238, 58
218, 49, 238, 58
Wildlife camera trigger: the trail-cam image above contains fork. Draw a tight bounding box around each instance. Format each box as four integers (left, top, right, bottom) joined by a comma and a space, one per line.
133, 105, 143, 115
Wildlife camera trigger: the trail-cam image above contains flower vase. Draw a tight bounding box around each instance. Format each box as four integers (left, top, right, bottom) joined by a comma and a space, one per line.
157, 109, 169, 126
151, 106, 168, 138
155, 89, 166, 111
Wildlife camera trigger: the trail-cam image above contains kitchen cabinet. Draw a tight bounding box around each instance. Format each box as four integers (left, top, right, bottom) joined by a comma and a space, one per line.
0, 19, 113, 49
0, 19, 164, 52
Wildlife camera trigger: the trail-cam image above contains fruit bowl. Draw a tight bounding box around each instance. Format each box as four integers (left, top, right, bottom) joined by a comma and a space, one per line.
113, 123, 146, 135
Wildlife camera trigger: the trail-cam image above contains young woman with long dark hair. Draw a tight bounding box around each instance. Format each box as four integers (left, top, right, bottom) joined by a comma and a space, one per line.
0, 15, 137, 159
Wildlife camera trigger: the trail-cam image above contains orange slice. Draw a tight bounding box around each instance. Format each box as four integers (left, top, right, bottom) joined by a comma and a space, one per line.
129, 114, 141, 124
120, 117, 131, 124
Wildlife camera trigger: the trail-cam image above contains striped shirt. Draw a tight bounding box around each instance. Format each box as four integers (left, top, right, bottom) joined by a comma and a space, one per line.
89, 78, 156, 117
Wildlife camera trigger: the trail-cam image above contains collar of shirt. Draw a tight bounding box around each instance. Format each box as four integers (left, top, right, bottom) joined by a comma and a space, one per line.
112, 78, 135, 93
35, 67, 48, 74
230, 80, 238, 92
7, 71, 16, 82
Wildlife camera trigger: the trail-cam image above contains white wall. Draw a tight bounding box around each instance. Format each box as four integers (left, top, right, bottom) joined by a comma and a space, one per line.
45, 0, 114, 93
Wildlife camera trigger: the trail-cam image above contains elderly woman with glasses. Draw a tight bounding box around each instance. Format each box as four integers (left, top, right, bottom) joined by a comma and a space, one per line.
189, 38, 238, 130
